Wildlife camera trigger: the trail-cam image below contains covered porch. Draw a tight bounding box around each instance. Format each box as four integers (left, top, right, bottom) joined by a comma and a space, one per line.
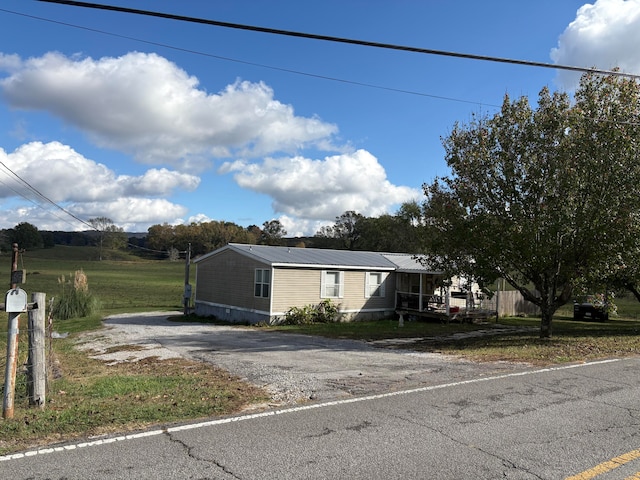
394, 270, 497, 323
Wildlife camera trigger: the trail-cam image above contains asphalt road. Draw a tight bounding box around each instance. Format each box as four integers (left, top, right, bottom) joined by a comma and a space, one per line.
3, 313, 640, 479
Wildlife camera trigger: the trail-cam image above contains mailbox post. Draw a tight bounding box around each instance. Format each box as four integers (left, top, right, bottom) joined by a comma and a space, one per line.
3, 288, 27, 419
3, 243, 27, 419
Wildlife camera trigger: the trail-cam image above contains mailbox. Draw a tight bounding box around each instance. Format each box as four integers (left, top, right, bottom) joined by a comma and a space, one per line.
5, 288, 27, 313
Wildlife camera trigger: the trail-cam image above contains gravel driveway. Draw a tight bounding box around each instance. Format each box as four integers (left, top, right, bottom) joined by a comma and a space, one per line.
75, 311, 533, 406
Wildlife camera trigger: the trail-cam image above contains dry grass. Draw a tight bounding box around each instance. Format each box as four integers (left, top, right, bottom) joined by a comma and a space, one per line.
0, 340, 269, 456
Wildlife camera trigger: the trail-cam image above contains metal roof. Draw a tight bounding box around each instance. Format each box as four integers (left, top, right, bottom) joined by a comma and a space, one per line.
195, 243, 440, 273
381, 253, 441, 274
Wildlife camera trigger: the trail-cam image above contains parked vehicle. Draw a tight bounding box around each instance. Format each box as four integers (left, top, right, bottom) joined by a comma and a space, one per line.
573, 297, 609, 322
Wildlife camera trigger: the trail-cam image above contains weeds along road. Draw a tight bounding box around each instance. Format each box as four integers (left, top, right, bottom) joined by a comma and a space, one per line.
3, 355, 640, 479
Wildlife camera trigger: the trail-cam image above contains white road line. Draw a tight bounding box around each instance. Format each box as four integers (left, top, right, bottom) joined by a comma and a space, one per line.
1, 358, 623, 462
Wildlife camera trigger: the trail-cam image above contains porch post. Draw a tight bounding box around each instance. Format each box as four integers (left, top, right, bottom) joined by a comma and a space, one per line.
418, 274, 423, 311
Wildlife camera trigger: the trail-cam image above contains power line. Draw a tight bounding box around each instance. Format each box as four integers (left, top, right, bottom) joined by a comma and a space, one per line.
0, 162, 94, 230
0, 174, 80, 229
38, 0, 640, 80
0, 7, 498, 108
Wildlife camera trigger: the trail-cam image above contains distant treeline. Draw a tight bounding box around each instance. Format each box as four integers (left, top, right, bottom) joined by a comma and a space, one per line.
1, 202, 427, 258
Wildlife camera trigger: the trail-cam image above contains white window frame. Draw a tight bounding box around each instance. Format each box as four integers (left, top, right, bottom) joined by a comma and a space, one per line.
254, 268, 270, 298
321, 270, 344, 299
365, 271, 386, 298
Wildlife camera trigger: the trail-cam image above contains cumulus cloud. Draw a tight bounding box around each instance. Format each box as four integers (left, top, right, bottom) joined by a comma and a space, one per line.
0, 141, 198, 230
70, 198, 189, 232
220, 149, 421, 226
0, 51, 338, 169
551, 0, 640, 89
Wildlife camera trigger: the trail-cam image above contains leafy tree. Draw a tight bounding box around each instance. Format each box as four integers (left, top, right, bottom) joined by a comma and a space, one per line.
88, 217, 126, 260
260, 220, 287, 245
147, 223, 176, 253
334, 211, 363, 250
146, 220, 258, 256
246, 225, 262, 244
313, 211, 363, 250
313, 224, 341, 249
313, 205, 427, 252
422, 73, 640, 338
10, 222, 43, 249
41, 231, 55, 248
355, 215, 397, 252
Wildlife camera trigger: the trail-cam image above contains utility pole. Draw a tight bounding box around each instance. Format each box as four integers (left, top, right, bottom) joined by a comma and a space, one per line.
3, 244, 22, 419
183, 243, 191, 315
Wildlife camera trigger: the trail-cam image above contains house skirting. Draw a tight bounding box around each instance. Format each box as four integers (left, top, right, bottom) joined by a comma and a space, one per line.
194, 300, 270, 324
195, 300, 395, 324
333, 308, 396, 322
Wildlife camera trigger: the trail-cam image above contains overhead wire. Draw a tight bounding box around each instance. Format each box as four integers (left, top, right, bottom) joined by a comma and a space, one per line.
0, 161, 95, 230
37, 0, 640, 80
0, 7, 498, 108
0, 174, 79, 230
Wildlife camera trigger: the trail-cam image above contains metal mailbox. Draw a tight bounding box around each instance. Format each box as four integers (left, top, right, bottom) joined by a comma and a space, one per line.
5, 288, 27, 313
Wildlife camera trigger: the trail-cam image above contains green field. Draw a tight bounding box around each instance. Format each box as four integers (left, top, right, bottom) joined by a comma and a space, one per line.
2, 245, 193, 314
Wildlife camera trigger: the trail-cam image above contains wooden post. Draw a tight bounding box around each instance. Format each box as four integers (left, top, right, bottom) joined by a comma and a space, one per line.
27, 292, 46, 408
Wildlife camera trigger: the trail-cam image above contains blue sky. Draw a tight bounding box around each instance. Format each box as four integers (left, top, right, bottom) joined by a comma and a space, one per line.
0, 0, 639, 235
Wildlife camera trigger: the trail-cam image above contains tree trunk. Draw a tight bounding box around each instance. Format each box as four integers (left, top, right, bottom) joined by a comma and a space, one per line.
539, 307, 553, 339
625, 282, 640, 303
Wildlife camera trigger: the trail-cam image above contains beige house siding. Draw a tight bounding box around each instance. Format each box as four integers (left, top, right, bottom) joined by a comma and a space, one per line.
271, 268, 322, 313
271, 268, 396, 320
195, 248, 270, 313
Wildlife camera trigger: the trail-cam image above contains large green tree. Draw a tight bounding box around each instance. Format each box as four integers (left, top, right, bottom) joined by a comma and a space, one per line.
422, 73, 640, 338
9, 222, 43, 249
260, 220, 287, 246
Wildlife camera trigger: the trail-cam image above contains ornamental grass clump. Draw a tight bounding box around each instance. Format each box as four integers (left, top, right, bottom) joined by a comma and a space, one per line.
52, 269, 101, 320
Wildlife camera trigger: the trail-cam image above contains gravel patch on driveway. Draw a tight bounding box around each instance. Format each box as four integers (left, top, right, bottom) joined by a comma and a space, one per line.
74, 311, 534, 406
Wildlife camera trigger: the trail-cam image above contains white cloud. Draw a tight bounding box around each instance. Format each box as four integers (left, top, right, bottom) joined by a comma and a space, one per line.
119, 168, 200, 197
277, 215, 333, 238
221, 149, 421, 231
0, 141, 198, 231
0, 51, 338, 168
187, 213, 213, 224
70, 198, 188, 232
551, 0, 640, 89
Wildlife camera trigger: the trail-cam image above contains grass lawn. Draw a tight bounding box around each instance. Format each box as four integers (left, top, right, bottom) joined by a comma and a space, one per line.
257, 314, 640, 365
1, 245, 640, 454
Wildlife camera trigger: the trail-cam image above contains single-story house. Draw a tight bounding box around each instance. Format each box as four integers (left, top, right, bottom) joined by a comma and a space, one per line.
193, 243, 487, 324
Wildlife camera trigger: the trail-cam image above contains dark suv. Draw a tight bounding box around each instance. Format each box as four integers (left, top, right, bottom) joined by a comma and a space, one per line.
573, 299, 609, 322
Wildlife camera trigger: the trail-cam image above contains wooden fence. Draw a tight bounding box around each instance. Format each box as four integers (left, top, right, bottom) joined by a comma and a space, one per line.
494, 290, 540, 317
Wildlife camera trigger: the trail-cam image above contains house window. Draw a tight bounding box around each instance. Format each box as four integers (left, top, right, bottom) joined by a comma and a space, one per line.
366, 272, 386, 298
254, 269, 270, 298
321, 271, 343, 298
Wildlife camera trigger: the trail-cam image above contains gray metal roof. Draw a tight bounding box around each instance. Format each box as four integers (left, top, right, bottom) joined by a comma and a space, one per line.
381, 253, 441, 274
196, 243, 440, 273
